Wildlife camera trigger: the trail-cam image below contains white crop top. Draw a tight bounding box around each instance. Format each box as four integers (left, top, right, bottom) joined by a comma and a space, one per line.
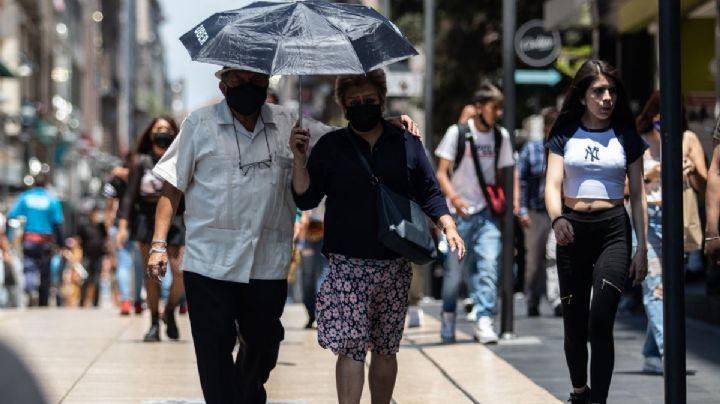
546, 124, 648, 200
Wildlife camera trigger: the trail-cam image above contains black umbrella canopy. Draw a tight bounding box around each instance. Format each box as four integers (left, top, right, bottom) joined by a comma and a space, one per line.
180, 0, 418, 76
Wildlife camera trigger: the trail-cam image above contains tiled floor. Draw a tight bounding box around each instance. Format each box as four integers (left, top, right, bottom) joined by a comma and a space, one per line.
0, 305, 559, 403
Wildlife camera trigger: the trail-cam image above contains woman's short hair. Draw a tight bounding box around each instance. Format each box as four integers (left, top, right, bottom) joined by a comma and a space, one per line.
335, 69, 387, 106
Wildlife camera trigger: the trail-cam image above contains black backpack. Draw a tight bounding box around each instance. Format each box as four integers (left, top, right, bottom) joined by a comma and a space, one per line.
452, 123, 503, 175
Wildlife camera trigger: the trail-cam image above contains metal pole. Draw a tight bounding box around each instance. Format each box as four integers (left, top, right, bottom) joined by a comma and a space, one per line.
500, 0, 516, 338
127, 0, 137, 144
0, 114, 7, 206
659, 0, 686, 402
382, 0, 391, 18
423, 0, 434, 149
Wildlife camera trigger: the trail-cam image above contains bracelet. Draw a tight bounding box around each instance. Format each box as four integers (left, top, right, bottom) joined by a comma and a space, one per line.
151, 240, 167, 246
149, 247, 167, 254
551, 216, 566, 229
706, 236, 720, 242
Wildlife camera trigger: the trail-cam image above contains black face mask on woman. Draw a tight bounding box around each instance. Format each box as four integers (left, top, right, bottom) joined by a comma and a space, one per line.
225, 82, 267, 115
346, 104, 383, 132
152, 132, 174, 149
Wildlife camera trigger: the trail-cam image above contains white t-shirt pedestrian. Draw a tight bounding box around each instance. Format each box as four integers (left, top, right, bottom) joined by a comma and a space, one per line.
435, 118, 514, 214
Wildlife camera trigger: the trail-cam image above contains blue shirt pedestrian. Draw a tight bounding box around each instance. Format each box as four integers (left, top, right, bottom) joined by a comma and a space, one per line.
518, 139, 546, 216
9, 187, 64, 236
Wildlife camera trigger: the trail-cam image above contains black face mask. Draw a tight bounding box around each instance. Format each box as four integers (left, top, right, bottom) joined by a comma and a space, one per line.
225, 82, 267, 115
152, 132, 174, 149
346, 104, 383, 132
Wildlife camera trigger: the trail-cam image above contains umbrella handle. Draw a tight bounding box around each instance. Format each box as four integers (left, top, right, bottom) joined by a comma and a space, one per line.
297, 76, 303, 129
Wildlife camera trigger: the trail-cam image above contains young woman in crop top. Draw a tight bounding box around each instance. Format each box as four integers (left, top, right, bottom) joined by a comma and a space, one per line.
545, 60, 648, 404
116, 117, 186, 343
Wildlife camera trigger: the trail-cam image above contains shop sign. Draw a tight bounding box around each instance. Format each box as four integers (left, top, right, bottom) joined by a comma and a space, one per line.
515, 20, 561, 67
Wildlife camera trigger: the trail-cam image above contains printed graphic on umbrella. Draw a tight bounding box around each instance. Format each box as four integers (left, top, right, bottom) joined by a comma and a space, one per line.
180, 0, 418, 76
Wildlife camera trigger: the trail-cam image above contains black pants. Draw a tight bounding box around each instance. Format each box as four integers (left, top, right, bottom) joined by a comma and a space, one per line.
80, 256, 102, 307
22, 241, 52, 307
556, 205, 631, 404
183, 271, 287, 404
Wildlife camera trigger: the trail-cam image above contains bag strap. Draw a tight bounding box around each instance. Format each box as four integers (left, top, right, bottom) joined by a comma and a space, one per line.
344, 129, 379, 187
466, 135, 496, 209
453, 123, 470, 171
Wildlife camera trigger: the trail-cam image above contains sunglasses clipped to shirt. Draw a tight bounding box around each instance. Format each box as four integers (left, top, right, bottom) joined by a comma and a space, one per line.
231, 115, 273, 176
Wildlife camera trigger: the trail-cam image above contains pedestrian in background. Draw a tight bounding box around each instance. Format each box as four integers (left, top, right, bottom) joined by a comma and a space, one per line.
518, 107, 558, 317
297, 201, 328, 329
291, 69, 464, 404
102, 164, 144, 315
545, 60, 648, 404
8, 173, 64, 307
635, 91, 707, 374
116, 117, 185, 342
0, 211, 17, 306
704, 115, 720, 295
76, 204, 108, 307
435, 83, 514, 344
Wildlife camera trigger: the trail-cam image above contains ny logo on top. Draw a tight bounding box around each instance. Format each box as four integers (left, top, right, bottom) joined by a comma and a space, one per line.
195, 25, 209, 45
585, 145, 600, 162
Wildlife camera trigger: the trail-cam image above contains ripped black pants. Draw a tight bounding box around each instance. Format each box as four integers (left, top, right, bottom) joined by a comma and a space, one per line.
557, 205, 631, 404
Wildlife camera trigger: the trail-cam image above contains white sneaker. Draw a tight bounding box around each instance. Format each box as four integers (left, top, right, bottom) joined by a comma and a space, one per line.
643, 356, 663, 374
474, 316, 499, 344
440, 312, 456, 343
407, 306, 424, 328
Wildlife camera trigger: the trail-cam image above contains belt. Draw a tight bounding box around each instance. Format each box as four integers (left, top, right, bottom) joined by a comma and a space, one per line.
23, 233, 54, 244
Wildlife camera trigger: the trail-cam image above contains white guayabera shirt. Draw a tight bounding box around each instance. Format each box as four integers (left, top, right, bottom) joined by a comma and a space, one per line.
154, 102, 332, 283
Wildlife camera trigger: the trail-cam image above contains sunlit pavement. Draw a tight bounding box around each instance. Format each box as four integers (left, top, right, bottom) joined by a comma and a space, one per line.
0, 303, 559, 404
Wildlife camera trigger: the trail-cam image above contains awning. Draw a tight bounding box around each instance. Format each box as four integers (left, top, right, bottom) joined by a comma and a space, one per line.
0, 61, 14, 77
543, 0, 593, 29
618, 0, 708, 33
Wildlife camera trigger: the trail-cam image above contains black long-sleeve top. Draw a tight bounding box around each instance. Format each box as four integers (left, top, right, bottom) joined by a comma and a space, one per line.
293, 123, 450, 259
118, 153, 184, 224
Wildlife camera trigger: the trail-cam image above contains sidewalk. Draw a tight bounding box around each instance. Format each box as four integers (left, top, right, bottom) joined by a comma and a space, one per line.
0, 304, 559, 404
425, 295, 720, 404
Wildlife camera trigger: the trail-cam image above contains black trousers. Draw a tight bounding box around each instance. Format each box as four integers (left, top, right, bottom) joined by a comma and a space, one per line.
80, 256, 102, 307
22, 241, 52, 307
556, 205, 631, 404
183, 271, 287, 404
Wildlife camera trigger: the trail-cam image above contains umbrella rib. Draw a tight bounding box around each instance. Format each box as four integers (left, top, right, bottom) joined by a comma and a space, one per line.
270, 4, 301, 74
306, 7, 366, 73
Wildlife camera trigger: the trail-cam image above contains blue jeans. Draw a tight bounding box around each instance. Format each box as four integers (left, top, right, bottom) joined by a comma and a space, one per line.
112, 227, 143, 303
642, 204, 663, 358
300, 238, 328, 319
441, 209, 501, 317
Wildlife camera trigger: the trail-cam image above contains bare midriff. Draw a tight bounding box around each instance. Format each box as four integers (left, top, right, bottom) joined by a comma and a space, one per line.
564, 197, 624, 212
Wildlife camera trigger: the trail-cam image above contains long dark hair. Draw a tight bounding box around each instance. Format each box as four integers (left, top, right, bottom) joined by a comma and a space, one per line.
130, 116, 179, 158
635, 91, 689, 134
550, 60, 635, 136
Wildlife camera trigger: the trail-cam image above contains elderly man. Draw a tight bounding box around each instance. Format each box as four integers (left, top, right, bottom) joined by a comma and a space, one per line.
148, 67, 417, 403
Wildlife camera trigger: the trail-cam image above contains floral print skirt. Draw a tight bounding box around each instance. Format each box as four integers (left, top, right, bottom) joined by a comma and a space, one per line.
316, 254, 412, 362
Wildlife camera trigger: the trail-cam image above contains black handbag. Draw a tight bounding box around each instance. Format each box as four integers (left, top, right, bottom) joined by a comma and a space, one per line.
346, 131, 437, 265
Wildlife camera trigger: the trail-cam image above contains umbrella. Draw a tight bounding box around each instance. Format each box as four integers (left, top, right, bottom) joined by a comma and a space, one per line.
180, 0, 418, 76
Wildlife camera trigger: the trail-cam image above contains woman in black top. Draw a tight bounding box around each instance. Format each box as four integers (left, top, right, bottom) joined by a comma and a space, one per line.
290, 69, 465, 404
116, 117, 185, 342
